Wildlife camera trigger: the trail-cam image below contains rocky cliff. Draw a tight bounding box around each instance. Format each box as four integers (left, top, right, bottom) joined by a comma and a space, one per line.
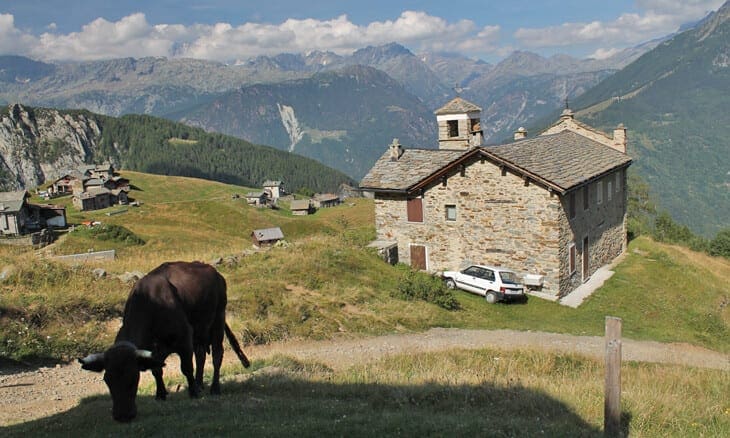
0, 104, 111, 190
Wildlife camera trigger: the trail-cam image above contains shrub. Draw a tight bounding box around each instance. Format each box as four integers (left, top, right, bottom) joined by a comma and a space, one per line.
709, 228, 730, 258
74, 224, 145, 246
392, 269, 460, 310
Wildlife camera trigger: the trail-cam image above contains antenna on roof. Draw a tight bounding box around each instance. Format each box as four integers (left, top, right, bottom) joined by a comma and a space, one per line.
564, 96, 570, 110
453, 83, 469, 97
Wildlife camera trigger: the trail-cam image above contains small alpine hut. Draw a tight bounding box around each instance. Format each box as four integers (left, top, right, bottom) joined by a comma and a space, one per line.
251, 227, 284, 247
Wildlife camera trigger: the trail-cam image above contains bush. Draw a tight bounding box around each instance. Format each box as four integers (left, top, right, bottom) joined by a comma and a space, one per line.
709, 228, 730, 258
74, 224, 145, 246
392, 269, 460, 310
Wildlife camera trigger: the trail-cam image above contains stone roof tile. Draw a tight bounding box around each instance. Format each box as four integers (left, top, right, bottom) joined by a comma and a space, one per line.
434, 97, 482, 115
360, 131, 631, 194
485, 131, 632, 192
360, 148, 471, 191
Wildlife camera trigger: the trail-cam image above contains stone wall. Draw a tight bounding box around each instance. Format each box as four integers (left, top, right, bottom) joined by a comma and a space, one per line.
558, 169, 628, 295
373, 159, 628, 297
437, 117, 481, 149
375, 157, 564, 294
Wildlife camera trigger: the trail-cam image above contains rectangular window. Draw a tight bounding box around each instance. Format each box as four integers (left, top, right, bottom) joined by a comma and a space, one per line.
569, 192, 576, 219
1, 214, 7, 230
597, 181, 603, 205
607, 181, 613, 201
583, 186, 589, 211
407, 198, 423, 222
568, 243, 576, 274
445, 204, 457, 221
615, 171, 621, 193
447, 120, 459, 138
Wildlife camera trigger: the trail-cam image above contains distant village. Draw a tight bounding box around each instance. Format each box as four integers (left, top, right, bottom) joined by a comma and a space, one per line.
0, 164, 348, 250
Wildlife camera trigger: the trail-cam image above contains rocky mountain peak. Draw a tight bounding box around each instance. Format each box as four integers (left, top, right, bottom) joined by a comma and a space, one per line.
351, 42, 414, 64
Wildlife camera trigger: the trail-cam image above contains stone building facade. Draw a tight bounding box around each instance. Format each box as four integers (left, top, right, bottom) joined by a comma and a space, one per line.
361, 97, 631, 298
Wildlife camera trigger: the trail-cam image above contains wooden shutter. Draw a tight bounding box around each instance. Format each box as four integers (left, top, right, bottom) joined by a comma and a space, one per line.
407, 198, 423, 222
410, 245, 427, 270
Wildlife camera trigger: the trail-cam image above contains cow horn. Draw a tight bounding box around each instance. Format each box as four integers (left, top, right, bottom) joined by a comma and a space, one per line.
79, 352, 104, 364
135, 349, 153, 358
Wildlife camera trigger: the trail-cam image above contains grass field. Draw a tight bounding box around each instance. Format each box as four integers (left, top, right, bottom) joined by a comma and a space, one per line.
1, 171, 728, 361
2, 349, 728, 437
0, 171, 728, 435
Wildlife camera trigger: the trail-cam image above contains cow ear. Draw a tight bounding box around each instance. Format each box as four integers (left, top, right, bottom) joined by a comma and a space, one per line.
135, 349, 165, 370
79, 353, 105, 372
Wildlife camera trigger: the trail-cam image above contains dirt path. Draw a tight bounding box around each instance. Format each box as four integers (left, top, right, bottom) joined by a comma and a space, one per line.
1, 328, 728, 426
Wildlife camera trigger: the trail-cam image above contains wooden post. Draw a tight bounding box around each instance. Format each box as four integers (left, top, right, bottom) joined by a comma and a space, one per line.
605, 316, 622, 437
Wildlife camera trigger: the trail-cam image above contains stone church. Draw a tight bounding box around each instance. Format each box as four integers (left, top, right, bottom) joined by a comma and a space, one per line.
360, 97, 632, 298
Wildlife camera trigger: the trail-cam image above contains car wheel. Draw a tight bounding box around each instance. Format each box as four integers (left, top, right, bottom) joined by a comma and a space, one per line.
445, 278, 456, 289
485, 291, 498, 304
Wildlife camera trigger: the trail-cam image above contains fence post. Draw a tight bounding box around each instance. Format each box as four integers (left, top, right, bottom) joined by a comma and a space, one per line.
605, 316, 622, 437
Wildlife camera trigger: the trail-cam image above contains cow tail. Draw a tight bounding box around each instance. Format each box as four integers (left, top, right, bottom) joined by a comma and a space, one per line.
225, 323, 250, 368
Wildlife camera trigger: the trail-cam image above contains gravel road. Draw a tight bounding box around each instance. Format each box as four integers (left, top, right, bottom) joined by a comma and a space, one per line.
1, 328, 728, 426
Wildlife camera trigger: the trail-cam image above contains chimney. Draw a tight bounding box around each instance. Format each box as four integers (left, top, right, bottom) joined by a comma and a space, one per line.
612, 124, 627, 154
560, 108, 574, 120
513, 127, 527, 141
389, 138, 404, 161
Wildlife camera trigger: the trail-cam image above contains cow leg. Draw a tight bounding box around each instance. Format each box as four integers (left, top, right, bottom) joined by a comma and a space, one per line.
151, 367, 168, 400
210, 319, 225, 395
194, 343, 207, 390
179, 346, 200, 398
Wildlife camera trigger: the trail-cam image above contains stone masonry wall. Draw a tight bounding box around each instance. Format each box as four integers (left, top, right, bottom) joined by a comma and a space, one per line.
558, 169, 628, 295
437, 119, 472, 150
375, 157, 564, 294
374, 160, 629, 297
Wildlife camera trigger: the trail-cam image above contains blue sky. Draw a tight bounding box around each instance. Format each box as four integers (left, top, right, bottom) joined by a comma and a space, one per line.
0, 0, 724, 63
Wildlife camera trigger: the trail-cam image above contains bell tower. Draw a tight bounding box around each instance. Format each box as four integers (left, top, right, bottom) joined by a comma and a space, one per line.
434, 96, 483, 150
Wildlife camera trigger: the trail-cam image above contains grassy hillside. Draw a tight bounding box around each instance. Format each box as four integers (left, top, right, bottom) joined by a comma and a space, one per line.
92, 111, 355, 193
569, 4, 730, 237
0, 171, 728, 364
1, 171, 728, 435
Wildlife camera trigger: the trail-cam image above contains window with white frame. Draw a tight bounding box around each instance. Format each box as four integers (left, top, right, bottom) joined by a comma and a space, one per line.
445, 204, 457, 221
597, 181, 603, 205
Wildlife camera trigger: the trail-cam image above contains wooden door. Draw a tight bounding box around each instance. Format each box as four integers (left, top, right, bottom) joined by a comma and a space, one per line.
410, 245, 427, 270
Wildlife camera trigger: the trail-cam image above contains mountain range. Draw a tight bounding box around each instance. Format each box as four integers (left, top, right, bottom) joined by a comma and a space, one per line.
0, 40, 654, 180
0, 3, 727, 236
0, 104, 352, 193
568, 1, 730, 236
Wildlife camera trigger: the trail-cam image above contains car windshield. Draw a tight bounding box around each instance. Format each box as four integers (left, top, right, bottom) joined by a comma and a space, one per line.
499, 271, 519, 284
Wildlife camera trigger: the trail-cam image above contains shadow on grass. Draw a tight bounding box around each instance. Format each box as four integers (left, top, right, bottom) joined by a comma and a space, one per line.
2, 366, 606, 437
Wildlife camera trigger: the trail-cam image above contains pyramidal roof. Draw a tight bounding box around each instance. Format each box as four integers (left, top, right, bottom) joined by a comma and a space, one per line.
434, 96, 481, 115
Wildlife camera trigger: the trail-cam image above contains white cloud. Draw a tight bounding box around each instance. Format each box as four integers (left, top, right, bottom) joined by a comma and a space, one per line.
0, 11, 502, 62
0, 14, 37, 55
514, 0, 724, 50
589, 47, 624, 60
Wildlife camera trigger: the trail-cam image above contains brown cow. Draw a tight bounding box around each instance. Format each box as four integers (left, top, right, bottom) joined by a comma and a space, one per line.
79, 261, 250, 422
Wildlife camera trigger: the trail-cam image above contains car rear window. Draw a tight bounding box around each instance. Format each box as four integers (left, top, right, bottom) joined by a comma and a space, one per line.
499, 271, 519, 284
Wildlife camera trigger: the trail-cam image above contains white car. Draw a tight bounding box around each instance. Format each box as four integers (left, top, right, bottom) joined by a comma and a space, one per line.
442, 265, 526, 304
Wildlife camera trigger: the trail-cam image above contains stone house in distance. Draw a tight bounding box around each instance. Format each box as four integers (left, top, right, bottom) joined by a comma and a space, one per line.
360, 97, 632, 298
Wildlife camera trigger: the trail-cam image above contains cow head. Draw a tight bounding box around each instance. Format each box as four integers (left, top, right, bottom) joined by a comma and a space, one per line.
79, 342, 165, 422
